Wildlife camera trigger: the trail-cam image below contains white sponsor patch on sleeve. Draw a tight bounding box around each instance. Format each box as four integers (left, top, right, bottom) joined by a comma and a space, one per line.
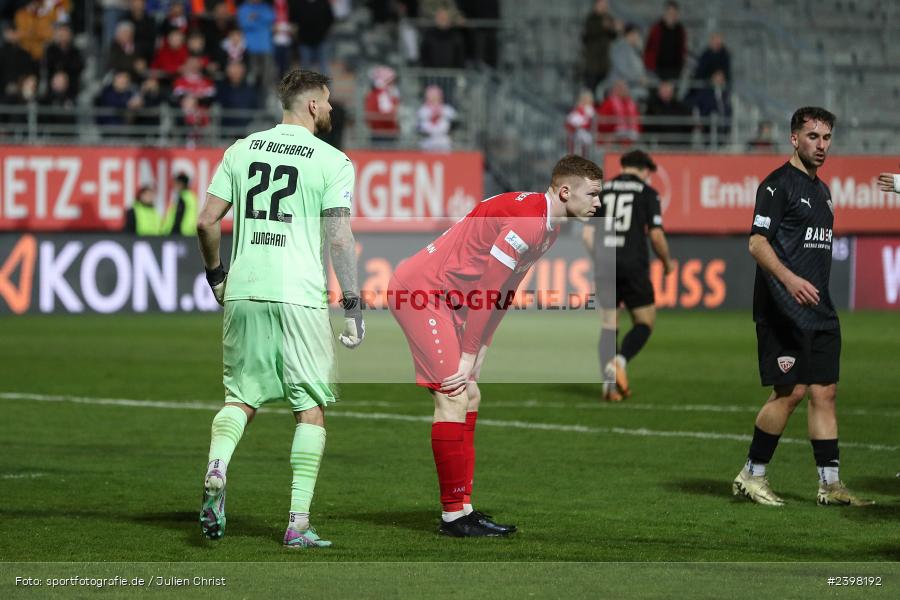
490, 245, 518, 270
753, 215, 771, 229
652, 215, 663, 226
504, 230, 530, 253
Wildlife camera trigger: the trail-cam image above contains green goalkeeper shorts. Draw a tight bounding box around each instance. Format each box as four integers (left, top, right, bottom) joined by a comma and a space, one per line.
223, 299, 337, 412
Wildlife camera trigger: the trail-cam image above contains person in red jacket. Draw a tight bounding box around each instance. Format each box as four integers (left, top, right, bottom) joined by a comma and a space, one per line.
363, 65, 399, 146
566, 89, 596, 155
596, 79, 641, 145
643, 1, 687, 81
151, 29, 189, 81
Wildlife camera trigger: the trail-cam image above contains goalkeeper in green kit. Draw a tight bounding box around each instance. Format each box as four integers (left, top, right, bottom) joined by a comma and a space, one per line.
196, 69, 364, 548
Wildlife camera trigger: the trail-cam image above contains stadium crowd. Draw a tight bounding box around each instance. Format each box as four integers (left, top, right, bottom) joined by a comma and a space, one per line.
0, 0, 498, 150
0, 0, 350, 141
568, 0, 750, 151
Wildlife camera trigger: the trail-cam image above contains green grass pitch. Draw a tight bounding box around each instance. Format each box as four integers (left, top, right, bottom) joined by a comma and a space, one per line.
1, 310, 898, 597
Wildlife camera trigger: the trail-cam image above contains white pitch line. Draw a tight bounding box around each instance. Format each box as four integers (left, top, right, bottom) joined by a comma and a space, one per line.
483, 400, 900, 418
1, 472, 46, 480
2, 392, 897, 453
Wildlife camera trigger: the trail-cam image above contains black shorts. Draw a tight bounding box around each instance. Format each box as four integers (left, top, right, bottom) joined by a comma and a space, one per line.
596, 268, 655, 311
756, 320, 841, 387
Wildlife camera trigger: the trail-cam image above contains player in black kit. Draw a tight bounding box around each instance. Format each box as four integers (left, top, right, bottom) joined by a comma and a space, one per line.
582, 150, 674, 402
732, 107, 873, 507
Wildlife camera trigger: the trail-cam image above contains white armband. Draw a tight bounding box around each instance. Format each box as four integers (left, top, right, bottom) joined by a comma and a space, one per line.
894, 174, 900, 194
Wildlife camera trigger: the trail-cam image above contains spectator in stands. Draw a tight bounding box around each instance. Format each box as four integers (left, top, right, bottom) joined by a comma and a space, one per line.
456, 0, 500, 68
420, 0, 463, 22
173, 55, 215, 103
44, 22, 84, 93
291, 0, 334, 76
220, 27, 247, 66
187, 29, 215, 75
178, 93, 210, 147
747, 120, 775, 152
201, 1, 236, 64
606, 23, 649, 102
215, 60, 257, 131
14, 0, 66, 62
691, 69, 731, 145
693, 32, 731, 85
107, 21, 147, 81
161, 172, 198, 236
644, 80, 692, 146
396, 1, 420, 64
123, 184, 162, 235
644, 1, 686, 81
6, 73, 39, 107
417, 84, 457, 152
101, 0, 130, 51
159, 1, 189, 35
272, 0, 293, 77
565, 89, 596, 156
126, 0, 158, 65
364, 65, 400, 146
2, 26, 40, 98
96, 69, 142, 126
237, 0, 275, 88
419, 7, 465, 69
39, 70, 76, 130
151, 28, 189, 81
596, 79, 640, 146
135, 76, 164, 129
2, 26, 40, 97
579, 0, 619, 95
420, 6, 465, 103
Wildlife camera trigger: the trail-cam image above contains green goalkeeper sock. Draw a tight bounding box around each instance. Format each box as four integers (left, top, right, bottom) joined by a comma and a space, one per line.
290, 423, 327, 515
207, 405, 248, 474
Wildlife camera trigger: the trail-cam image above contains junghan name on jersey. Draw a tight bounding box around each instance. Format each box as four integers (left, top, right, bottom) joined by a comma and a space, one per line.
251, 231, 287, 247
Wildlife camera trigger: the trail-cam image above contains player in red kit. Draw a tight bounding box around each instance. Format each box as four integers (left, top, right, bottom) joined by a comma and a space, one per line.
388, 155, 603, 537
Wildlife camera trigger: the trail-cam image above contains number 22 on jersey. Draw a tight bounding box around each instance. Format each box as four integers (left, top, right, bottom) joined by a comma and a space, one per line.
245, 162, 298, 223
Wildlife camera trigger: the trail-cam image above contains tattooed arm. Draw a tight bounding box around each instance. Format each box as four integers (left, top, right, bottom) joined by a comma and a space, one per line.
323, 206, 364, 348
323, 206, 359, 298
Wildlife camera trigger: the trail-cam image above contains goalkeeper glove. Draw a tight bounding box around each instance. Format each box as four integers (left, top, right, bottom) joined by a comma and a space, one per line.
339, 293, 365, 349
205, 264, 227, 306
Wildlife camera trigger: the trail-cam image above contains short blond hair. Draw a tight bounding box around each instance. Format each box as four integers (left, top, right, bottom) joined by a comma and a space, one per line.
551, 155, 603, 188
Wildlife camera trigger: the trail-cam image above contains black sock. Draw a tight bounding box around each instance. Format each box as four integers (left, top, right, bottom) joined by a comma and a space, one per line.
620, 324, 651, 362
811, 438, 839, 468
599, 327, 617, 373
748, 426, 781, 464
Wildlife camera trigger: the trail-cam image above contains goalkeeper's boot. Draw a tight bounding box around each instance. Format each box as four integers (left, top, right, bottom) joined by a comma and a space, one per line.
199, 469, 227, 539
732, 469, 784, 506
817, 481, 875, 507
602, 382, 624, 402
439, 513, 508, 537
469, 510, 517, 534
283, 526, 332, 548
605, 356, 631, 398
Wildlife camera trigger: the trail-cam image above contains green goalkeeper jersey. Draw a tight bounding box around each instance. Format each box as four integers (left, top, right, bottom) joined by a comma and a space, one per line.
207, 124, 355, 308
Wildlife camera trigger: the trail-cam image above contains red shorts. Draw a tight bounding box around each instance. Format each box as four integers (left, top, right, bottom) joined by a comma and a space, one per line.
388, 274, 462, 390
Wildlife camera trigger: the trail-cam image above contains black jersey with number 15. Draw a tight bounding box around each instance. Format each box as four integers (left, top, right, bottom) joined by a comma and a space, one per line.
750, 162, 838, 330
592, 173, 663, 270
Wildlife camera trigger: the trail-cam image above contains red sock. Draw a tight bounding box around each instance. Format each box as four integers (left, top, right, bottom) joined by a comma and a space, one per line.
463, 411, 478, 505
431, 422, 466, 512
